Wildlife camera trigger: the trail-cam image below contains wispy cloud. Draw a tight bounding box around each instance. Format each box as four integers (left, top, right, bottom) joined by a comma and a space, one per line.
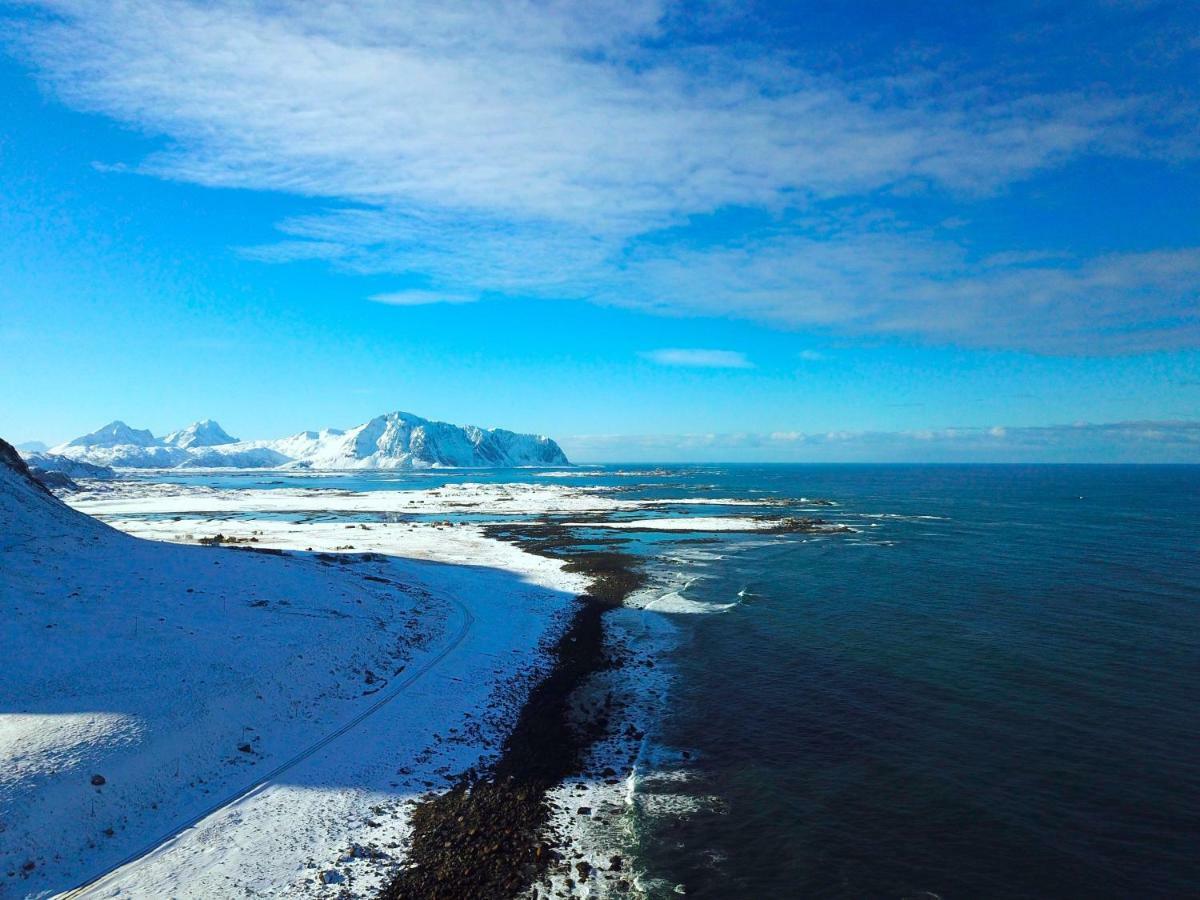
611, 237, 1200, 354
10, 1, 1139, 225
368, 290, 477, 307
564, 420, 1200, 462
6, 1, 1198, 352
641, 348, 753, 369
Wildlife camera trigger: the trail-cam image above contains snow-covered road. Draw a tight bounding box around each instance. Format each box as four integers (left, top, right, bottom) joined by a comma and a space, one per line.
63, 578, 476, 898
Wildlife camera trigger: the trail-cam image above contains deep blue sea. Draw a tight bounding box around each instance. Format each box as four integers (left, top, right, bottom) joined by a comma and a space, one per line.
602, 465, 1200, 899
132, 464, 1200, 897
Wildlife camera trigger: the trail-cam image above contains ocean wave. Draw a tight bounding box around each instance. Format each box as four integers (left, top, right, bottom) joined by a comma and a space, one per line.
642, 590, 739, 615
859, 512, 949, 520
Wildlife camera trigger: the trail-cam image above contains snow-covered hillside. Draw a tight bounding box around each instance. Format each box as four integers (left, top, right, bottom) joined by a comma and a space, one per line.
0, 435, 587, 896
47, 411, 570, 469
22, 452, 116, 480
0, 438, 426, 892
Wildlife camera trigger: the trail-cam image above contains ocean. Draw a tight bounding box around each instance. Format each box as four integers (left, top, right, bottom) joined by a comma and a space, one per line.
122, 464, 1200, 898
600, 464, 1200, 899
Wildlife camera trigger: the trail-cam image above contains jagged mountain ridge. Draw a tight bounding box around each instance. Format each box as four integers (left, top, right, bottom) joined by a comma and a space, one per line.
47, 411, 570, 469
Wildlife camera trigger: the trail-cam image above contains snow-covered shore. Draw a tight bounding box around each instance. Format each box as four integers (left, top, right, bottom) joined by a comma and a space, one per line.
67, 478, 635, 518
1, 458, 589, 897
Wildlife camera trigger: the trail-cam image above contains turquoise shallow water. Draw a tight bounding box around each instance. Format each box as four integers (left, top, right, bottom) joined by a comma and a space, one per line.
130, 464, 1200, 897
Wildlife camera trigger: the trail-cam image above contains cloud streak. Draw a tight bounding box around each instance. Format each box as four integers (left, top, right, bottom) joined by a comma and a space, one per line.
641, 348, 753, 369
6, 0, 1199, 351
564, 420, 1200, 463
368, 290, 477, 307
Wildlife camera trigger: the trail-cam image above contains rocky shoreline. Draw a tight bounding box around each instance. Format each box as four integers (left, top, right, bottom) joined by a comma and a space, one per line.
378, 527, 644, 899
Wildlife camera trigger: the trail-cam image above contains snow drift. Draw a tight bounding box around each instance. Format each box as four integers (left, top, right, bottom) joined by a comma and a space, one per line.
48, 411, 570, 469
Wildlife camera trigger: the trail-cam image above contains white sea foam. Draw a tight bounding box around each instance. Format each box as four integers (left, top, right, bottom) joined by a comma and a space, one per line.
641, 590, 739, 615
564, 516, 783, 532
859, 512, 949, 521
536, 606, 679, 898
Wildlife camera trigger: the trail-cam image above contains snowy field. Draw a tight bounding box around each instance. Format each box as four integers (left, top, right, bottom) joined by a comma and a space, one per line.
1, 462, 589, 898
67, 479, 635, 518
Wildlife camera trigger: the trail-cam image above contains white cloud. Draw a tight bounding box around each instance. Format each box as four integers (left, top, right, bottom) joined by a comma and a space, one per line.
368, 290, 477, 307
611, 237, 1200, 353
641, 349, 753, 369
5, 1, 1198, 352
10, 1, 1139, 227
564, 420, 1200, 462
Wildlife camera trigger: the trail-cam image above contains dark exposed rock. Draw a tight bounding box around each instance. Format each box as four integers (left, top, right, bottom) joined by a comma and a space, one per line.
0, 438, 52, 496
378, 537, 642, 900
28, 468, 80, 492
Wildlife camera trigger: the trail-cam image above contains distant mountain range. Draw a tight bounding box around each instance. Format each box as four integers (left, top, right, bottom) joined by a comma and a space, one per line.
41, 411, 570, 470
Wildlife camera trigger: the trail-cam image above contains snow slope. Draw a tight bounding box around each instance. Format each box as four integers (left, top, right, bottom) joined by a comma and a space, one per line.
0, 439, 586, 898
0, 440, 418, 893
50, 411, 570, 470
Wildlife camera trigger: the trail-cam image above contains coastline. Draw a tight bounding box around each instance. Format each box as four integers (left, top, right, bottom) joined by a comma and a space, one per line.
4, 473, 601, 897
4, 469, 739, 898
379, 542, 643, 898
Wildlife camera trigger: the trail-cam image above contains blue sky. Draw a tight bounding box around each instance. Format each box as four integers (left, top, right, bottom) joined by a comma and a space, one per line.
1, 0, 1198, 461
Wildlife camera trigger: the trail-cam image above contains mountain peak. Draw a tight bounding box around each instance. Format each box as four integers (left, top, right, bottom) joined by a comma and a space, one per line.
163, 420, 237, 449
65, 421, 159, 449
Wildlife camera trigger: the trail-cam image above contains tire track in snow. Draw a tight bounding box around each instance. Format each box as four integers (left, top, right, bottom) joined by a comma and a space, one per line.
59, 579, 474, 899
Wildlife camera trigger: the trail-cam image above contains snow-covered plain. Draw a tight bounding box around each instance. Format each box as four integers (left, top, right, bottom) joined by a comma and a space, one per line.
68, 478, 637, 518
1, 454, 589, 898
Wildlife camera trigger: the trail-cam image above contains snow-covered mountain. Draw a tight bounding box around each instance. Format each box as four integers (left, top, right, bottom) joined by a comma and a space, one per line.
49, 411, 570, 469
66, 420, 158, 448
163, 419, 237, 448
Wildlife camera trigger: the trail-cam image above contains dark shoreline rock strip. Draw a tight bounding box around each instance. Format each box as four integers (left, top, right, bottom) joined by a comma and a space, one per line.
377, 525, 644, 900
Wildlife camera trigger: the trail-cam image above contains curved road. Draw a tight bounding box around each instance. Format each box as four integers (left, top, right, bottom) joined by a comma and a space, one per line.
60, 584, 474, 899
